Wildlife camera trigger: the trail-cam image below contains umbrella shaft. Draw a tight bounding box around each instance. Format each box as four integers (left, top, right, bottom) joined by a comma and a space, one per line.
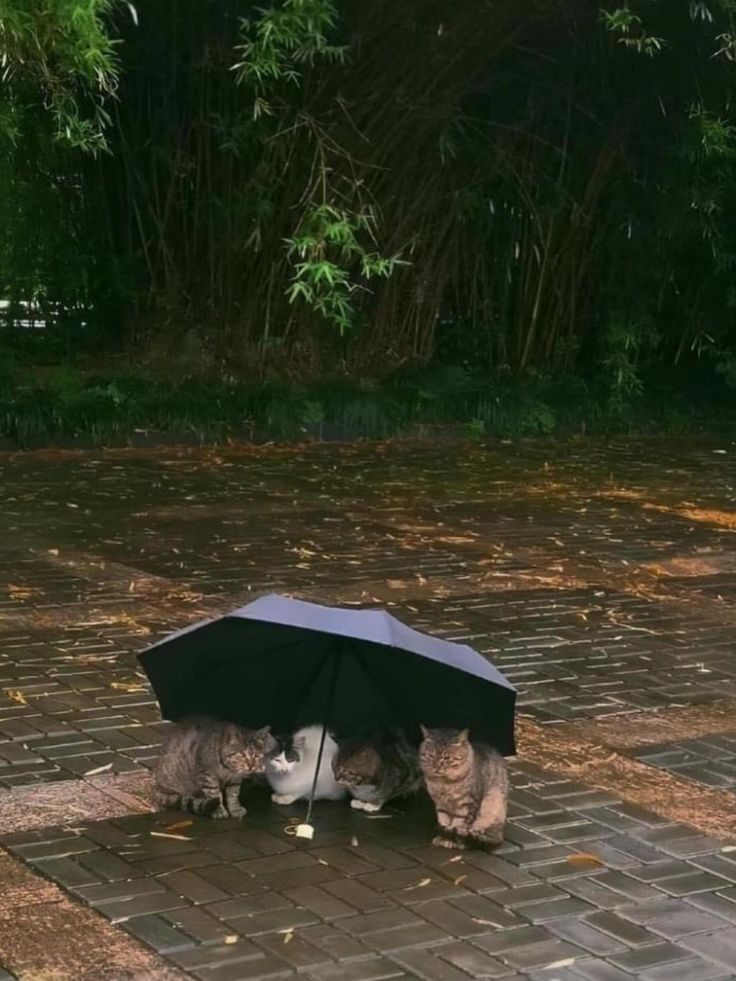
305, 651, 340, 825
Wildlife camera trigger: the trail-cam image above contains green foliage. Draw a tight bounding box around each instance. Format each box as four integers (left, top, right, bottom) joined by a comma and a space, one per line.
0, 0, 125, 151
286, 205, 406, 334
233, 0, 347, 118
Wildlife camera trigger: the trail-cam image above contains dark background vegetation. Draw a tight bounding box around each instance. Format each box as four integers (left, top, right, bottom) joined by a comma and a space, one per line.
2, 0, 736, 444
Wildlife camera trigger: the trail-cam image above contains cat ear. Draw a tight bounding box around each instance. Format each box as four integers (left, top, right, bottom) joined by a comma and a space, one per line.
454, 729, 470, 744
255, 725, 271, 739
419, 725, 431, 740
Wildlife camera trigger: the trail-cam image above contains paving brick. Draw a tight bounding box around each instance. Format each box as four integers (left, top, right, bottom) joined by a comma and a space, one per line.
523, 897, 596, 922
390, 947, 478, 981
437, 942, 511, 978
299, 924, 378, 962
659, 871, 732, 896
638, 957, 732, 980
195, 954, 296, 981
169, 940, 264, 970
303, 958, 406, 981
205, 893, 293, 922
123, 912, 196, 953
96, 890, 188, 922
609, 940, 692, 971
585, 910, 660, 946
164, 869, 231, 905
164, 905, 235, 944
473, 926, 552, 956
341, 909, 419, 937
483, 882, 566, 908
686, 891, 736, 922
256, 931, 333, 970
364, 922, 451, 953
682, 927, 736, 971
545, 917, 627, 955
321, 880, 396, 913
33, 856, 100, 888
617, 897, 730, 939
417, 899, 520, 936
283, 885, 357, 920
500, 937, 584, 971
570, 961, 640, 981
78, 849, 144, 881
589, 871, 664, 902
225, 906, 320, 937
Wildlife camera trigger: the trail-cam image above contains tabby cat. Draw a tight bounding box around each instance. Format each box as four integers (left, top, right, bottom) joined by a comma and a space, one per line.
418, 725, 508, 849
154, 716, 275, 818
333, 727, 423, 812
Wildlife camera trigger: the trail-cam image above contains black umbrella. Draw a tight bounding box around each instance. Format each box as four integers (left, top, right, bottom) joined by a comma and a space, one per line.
138, 593, 516, 755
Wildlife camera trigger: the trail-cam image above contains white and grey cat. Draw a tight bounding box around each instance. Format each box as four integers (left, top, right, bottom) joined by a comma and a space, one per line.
419, 725, 508, 850
266, 724, 346, 805
333, 727, 423, 812
154, 715, 275, 818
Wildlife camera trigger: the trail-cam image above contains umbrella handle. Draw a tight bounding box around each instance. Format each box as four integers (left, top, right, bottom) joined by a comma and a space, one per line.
304, 649, 341, 828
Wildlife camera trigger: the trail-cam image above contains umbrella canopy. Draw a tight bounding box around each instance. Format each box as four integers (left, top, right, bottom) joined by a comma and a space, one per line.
138, 593, 516, 755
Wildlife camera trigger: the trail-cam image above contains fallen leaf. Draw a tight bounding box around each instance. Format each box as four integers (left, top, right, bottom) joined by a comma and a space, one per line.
350, 836, 359, 847
363, 813, 393, 820
453, 875, 467, 886
721, 845, 736, 853
567, 852, 605, 868
224, 935, 238, 945
403, 878, 432, 892
5, 689, 27, 705
162, 819, 194, 832
280, 930, 294, 945
149, 831, 192, 841
542, 957, 575, 970
317, 859, 329, 866
448, 855, 464, 864
110, 681, 147, 692
84, 763, 113, 776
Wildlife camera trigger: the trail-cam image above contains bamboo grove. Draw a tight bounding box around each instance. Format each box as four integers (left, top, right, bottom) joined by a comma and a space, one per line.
2, 1, 736, 404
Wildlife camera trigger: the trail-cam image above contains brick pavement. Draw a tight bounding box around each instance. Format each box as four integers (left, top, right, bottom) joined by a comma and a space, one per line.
2, 438, 736, 978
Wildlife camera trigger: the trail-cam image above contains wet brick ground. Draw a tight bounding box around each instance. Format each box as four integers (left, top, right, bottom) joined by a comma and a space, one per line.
2, 438, 736, 978
630, 737, 736, 795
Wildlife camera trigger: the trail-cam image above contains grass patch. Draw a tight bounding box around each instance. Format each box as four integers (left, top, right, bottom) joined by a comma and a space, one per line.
0, 362, 733, 448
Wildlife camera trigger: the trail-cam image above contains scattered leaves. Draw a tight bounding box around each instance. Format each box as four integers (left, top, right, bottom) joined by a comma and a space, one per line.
224, 935, 238, 945
110, 680, 148, 692
542, 958, 576, 970
5, 689, 27, 705
149, 831, 192, 841
567, 852, 605, 868
453, 874, 467, 886
472, 917, 506, 928
280, 930, 294, 945
84, 763, 113, 776
162, 819, 194, 832
6, 584, 43, 600
403, 877, 432, 892
350, 835, 359, 847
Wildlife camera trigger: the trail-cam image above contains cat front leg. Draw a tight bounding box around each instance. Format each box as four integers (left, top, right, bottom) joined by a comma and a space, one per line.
196, 773, 227, 818
436, 809, 452, 828
272, 793, 299, 805
155, 787, 182, 811
359, 801, 383, 813
224, 783, 247, 819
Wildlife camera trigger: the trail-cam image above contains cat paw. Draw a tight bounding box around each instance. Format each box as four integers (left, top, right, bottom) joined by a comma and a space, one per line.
211, 803, 229, 819
361, 802, 383, 813
272, 793, 298, 806
350, 799, 366, 810
432, 834, 466, 850
227, 805, 247, 819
